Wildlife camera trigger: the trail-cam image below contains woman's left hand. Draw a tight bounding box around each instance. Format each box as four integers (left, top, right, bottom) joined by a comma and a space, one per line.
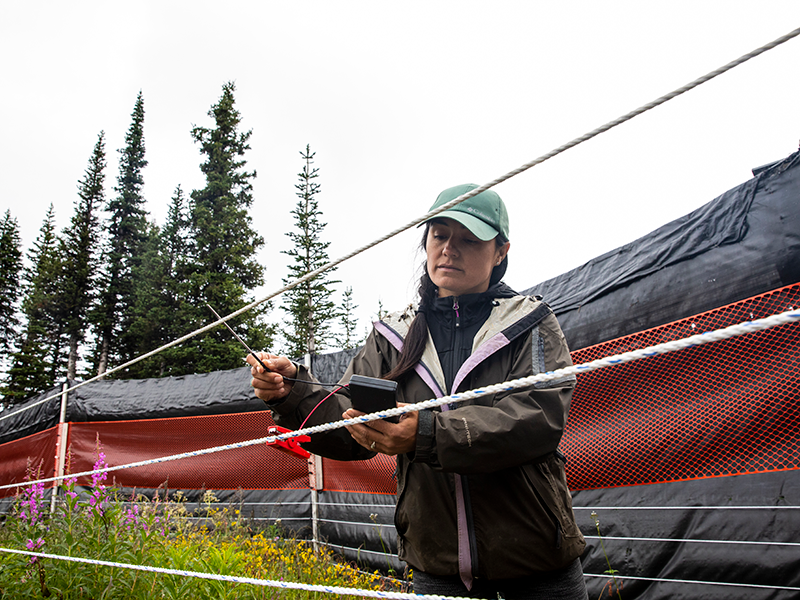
343, 403, 418, 455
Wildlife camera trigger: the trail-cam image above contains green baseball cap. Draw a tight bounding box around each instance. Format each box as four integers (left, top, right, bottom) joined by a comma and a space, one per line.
426, 184, 510, 242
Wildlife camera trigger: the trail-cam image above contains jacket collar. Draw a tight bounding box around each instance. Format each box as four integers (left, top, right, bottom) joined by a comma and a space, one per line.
376, 285, 549, 396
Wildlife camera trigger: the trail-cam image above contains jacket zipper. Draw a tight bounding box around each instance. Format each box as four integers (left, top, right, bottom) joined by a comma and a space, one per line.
445, 297, 463, 406
450, 296, 481, 578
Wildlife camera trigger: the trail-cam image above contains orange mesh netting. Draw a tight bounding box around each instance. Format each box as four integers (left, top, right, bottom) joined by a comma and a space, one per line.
563, 283, 800, 490
67, 410, 309, 491
321, 454, 397, 494
3, 285, 798, 497
0, 429, 58, 498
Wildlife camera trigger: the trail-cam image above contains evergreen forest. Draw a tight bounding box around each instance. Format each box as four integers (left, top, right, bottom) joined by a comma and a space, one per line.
0, 83, 363, 409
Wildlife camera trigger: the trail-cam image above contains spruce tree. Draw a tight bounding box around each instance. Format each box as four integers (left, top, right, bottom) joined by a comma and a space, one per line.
60, 132, 106, 380
281, 145, 339, 358
126, 186, 193, 378
0, 210, 23, 364
93, 91, 149, 375
336, 286, 363, 350
185, 82, 273, 373
2, 206, 63, 403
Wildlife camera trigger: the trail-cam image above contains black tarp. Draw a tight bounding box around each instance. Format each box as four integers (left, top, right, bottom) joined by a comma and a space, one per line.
0, 368, 263, 444
3, 148, 798, 440
524, 149, 800, 351
0, 383, 65, 445
575, 470, 800, 599
2, 148, 799, 597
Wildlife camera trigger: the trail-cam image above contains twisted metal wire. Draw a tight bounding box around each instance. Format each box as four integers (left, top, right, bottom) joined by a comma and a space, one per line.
4, 25, 798, 424
3, 307, 797, 493
2, 24, 800, 600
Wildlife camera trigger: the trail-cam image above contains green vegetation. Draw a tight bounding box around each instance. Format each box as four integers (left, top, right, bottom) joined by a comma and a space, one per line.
1, 206, 62, 401
91, 91, 149, 377
0, 452, 405, 599
0, 210, 23, 360
590, 511, 623, 599
0, 83, 365, 406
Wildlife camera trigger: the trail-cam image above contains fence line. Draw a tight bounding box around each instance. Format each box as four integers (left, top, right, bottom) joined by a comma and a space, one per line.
2, 307, 798, 494
574, 505, 800, 511
2, 306, 797, 494
3, 546, 798, 596
3, 24, 799, 425
583, 572, 800, 593
583, 535, 800, 548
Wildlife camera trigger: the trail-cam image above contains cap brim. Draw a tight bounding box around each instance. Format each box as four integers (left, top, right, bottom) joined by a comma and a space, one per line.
426, 210, 498, 241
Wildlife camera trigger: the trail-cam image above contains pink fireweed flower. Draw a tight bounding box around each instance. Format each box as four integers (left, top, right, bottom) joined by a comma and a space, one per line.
124, 505, 141, 530
19, 481, 45, 526
89, 490, 105, 517
63, 476, 79, 500
25, 537, 44, 564
91, 452, 108, 488
88, 452, 109, 517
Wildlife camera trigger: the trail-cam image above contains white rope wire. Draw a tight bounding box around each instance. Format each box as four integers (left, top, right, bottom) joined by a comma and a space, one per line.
574, 505, 800, 510
2, 548, 799, 595
583, 535, 800, 548
3, 306, 797, 493
584, 572, 800, 593
0, 548, 468, 600
2, 26, 800, 600
3, 24, 798, 424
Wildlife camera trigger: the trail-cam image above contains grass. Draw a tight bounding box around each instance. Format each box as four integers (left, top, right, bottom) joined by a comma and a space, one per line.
0, 446, 408, 599
590, 511, 623, 599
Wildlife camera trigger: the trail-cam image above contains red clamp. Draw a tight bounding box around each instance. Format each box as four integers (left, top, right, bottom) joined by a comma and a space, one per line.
267, 426, 311, 459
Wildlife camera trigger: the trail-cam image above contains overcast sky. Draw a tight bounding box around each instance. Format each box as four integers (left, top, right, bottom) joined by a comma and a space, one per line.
2, 1, 800, 352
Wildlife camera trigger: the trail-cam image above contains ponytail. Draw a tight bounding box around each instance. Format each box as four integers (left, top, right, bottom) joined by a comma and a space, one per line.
383, 266, 436, 382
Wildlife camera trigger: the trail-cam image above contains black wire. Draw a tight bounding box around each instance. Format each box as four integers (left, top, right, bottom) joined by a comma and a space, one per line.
281, 377, 346, 390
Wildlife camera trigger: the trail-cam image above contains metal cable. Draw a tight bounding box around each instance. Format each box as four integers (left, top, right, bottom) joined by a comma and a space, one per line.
583, 535, 800, 548
3, 307, 797, 492
573, 505, 800, 510
584, 572, 800, 593
4, 24, 799, 424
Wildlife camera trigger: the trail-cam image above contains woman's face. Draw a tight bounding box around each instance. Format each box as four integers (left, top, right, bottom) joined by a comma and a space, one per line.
426, 218, 510, 298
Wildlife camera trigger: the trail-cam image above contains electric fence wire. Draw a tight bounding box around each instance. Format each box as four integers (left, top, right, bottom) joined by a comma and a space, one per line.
3, 306, 798, 493
573, 506, 800, 510
3, 541, 800, 596
0, 548, 460, 600
581, 535, 800, 548
583, 572, 800, 593
2, 24, 799, 425
2, 24, 800, 600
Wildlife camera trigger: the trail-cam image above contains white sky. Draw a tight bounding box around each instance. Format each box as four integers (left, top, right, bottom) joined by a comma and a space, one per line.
2, 1, 800, 351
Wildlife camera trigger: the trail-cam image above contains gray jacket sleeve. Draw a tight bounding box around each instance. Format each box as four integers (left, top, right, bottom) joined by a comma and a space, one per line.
266, 329, 390, 461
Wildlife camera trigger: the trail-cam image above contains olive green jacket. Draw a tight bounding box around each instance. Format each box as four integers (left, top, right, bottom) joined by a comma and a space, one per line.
268, 295, 585, 580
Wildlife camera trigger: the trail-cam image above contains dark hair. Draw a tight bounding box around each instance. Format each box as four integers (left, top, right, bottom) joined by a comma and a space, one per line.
383, 223, 508, 382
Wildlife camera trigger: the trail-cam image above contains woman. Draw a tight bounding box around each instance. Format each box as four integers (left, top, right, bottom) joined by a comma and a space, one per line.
249, 184, 588, 599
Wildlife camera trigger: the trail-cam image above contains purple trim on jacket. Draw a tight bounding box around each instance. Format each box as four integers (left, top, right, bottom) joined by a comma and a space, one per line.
451, 332, 511, 395
374, 318, 475, 589
446, 332, 510, 590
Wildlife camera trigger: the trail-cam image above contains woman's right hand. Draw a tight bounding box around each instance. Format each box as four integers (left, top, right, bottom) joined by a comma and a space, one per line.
247, 353, 298, 403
